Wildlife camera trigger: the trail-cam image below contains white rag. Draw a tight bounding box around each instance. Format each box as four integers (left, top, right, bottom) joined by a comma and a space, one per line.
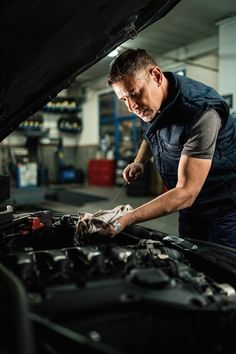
75, 204, 133, 238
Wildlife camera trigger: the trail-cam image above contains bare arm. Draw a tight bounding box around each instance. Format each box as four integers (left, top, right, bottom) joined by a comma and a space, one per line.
123, 139, 152, 182
134, 139, 152, 164
104, 155, 212, 236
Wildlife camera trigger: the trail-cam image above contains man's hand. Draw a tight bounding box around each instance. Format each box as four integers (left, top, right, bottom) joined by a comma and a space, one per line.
99, 220, 124, 237
123, 162, 144, 183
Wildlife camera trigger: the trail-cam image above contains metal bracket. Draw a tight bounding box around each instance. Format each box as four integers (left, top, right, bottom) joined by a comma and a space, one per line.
125, 22, 137, 40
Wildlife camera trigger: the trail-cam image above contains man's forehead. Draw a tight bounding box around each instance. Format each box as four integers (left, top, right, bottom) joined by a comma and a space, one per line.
112, 80, 136, 98
112, 70, 147, 97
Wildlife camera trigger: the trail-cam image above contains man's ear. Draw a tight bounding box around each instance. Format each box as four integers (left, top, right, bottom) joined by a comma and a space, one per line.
150, 67, 162, 86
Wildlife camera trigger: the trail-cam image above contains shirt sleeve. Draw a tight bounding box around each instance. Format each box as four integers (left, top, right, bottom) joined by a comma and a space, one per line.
182, 109, 222, 159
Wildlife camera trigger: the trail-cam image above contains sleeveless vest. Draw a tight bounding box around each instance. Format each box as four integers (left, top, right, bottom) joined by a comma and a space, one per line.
142, 72, 236, 217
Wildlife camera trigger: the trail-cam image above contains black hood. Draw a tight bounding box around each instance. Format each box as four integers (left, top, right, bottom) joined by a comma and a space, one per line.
0, 0, 180, 142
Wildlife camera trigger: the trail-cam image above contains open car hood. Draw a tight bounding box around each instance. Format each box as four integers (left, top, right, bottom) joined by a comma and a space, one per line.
0, 0, 180, 142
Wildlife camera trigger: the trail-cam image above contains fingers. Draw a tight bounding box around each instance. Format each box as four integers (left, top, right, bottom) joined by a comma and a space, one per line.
123, 162, 144, 182
98, 223, 114, 236
98, 222, 123, 237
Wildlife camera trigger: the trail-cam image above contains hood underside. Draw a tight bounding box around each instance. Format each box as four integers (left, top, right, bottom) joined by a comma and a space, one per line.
0, 0, 180, 141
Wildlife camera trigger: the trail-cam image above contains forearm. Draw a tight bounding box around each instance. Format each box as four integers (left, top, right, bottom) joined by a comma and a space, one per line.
120, 186, 195, 227
125, 155, 211, 226
134, 139, 152, 165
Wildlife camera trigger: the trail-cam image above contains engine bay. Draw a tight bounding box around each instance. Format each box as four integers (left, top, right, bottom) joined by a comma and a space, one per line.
1, 208, 236, 354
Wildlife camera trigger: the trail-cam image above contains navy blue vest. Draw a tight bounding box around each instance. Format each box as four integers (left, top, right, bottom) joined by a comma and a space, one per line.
142, 72, 236, 217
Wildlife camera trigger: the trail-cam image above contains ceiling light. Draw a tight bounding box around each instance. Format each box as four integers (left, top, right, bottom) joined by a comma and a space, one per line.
108, 49, 119, 57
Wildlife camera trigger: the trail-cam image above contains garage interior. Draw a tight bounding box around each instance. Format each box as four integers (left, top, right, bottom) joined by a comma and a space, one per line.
0, 0, 235, 237
1, 1, 236, 354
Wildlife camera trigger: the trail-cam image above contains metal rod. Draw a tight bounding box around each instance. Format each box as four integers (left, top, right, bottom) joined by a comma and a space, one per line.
106, 181, 128, 209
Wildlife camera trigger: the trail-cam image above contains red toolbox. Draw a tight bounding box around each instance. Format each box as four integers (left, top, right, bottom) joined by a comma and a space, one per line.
88, 159, 115, 186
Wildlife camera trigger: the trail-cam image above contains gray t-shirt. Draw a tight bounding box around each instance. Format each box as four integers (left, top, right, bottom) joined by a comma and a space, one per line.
182, 109, 222, 159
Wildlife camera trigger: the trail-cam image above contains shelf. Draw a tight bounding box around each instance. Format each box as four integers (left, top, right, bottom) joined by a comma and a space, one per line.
18, 128, 50, 138
42, 108, 79, 113
100, 116, 115, 124
42, 96, 80, 113
57, 116, 82, 134
99, 91, 141, 161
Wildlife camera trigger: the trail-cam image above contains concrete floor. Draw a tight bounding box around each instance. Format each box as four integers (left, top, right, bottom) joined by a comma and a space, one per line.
37, 183, 179, 236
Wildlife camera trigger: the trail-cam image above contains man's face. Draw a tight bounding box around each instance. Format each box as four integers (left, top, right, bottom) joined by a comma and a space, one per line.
112, 67, 163, 123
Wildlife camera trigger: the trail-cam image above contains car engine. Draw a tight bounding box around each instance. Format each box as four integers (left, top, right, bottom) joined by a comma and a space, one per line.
1, 208, 236, 354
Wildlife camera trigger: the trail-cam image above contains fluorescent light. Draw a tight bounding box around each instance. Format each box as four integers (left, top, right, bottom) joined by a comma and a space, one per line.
108, 49, 119, 57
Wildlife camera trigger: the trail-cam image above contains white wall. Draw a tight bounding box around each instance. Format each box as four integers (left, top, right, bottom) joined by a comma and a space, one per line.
75, 86, 112, 146
218, 15, 236, 113
186, 54, 218, 90
162, 54, 218, 89
78, 88, 100, 146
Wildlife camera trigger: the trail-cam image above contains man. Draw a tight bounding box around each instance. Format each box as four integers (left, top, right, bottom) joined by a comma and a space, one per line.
101, 48, 236, 248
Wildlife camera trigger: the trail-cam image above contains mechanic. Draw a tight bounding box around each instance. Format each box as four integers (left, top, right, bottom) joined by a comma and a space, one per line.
100, 48, 236, 248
